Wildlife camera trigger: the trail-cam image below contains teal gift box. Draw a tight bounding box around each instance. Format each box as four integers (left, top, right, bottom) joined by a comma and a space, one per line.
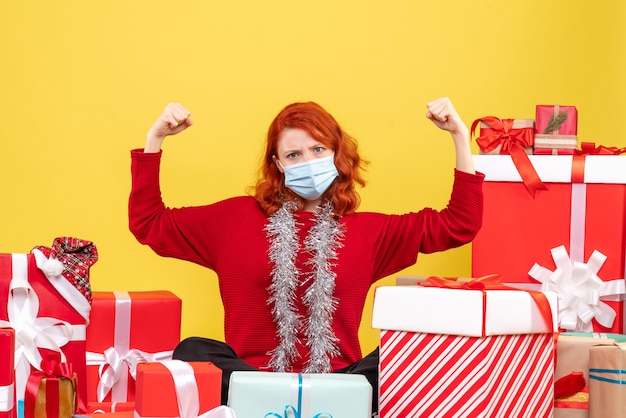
227, 372, 372, 418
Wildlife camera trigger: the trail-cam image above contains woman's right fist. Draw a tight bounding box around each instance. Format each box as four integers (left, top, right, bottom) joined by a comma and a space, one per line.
148, 102, 193, 140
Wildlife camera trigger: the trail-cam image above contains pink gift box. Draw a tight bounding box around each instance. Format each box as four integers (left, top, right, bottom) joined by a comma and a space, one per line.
86, 291, 181, 404
535, 104, 578, 156
536, 104, 578, 136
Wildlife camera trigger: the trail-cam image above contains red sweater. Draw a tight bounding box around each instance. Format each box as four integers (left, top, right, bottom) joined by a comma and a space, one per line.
128, 149, 484, 371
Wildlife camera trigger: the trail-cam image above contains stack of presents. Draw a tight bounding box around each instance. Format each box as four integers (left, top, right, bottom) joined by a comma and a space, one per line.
0, 244, 372, 418
374, 104, 626, 417
1, 104, 625, 418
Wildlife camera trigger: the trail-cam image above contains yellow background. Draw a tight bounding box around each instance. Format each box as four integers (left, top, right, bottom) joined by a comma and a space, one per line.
1, 1, 624, 354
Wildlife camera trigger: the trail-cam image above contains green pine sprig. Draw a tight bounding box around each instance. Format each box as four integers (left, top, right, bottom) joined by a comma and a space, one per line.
542, 110, 568, 134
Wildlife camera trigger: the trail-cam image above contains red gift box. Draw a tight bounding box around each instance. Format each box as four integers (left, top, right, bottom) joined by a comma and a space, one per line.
85, 291, 181, 404
1, 328, 16, 418
472, 155, 626, 333
0, 253, 90, 410
134, 361, 221, 418
372, 283, 558, 418
536, 104, 578, 136
535, 105, 578, 156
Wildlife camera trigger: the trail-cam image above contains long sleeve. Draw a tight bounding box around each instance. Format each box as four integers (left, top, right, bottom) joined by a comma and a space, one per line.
417, 169, 485, 253
128, 149, 264, 269
352, 169, 485, 280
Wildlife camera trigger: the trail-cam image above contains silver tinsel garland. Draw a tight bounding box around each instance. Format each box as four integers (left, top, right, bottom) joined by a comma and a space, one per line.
266, 201, 302, 371
265, 201, 344, 373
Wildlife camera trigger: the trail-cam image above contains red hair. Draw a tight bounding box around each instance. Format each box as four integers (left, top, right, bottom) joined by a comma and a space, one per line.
253, 102, 367, 216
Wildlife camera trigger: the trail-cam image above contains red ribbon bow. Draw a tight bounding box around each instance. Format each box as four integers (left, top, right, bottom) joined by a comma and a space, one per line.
24, 355, 79, 418
471, 116, 548, 198
39, 356, 74, 380
577, 142, 626, 156
418, 274, 554, 337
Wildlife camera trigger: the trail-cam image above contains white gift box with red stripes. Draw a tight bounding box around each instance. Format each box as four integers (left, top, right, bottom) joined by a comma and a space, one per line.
372, 285, 558, 418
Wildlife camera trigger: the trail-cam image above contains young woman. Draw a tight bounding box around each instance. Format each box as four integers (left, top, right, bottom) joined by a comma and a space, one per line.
128, 97, 484, 412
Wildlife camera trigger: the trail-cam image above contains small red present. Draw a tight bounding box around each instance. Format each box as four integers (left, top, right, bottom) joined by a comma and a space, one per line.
471, 116, 547, 197
23, 356, 78, 418
1, 328, 16, 418
472, 155, 626, 333
473, 118, 534, 155
85, 291, 181, 404
535, 105, 578, 155
0, 238, 97, 413
536, 104, 578, 136
134, 361, 221, 418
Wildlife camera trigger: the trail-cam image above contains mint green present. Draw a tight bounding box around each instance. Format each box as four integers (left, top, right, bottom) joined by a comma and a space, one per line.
561, 332, 626, 342
227, 372, 372, 418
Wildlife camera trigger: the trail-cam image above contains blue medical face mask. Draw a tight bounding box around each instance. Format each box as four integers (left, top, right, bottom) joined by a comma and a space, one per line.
281, 155, 339, 200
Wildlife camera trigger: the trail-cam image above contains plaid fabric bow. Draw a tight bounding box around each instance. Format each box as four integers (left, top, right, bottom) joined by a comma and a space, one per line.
33, 237, 98, 303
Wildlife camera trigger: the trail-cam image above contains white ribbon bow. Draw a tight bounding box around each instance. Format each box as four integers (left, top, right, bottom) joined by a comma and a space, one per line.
0, 253, 76, 400
133, 360, 237, 418
86, 347, 173, 402
529, 245, 626, 331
